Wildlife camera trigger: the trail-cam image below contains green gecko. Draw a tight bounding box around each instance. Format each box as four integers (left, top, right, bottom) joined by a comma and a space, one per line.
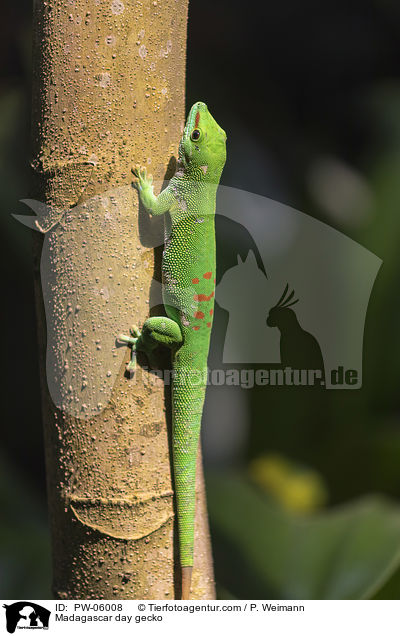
118, 102, 226, 599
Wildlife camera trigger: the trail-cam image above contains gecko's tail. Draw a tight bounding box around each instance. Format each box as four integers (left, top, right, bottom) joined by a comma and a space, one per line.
181, 566, 193, 600
172, 368, 207, 601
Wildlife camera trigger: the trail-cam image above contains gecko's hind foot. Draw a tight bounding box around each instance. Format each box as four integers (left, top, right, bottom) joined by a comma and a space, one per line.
117, 334, 135, 345
117, 325, 142, 377
116, 325, 141, 346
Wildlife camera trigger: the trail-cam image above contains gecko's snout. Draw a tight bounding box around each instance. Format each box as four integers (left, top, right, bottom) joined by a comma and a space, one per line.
194, 101, 207, 111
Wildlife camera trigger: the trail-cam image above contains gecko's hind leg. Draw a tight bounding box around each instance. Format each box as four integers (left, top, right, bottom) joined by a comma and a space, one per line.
118, 318, 182, 375
139, 316, 183, 368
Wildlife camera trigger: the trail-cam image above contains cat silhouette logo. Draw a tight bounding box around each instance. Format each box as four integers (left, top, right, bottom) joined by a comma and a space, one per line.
3, 602, 50, 633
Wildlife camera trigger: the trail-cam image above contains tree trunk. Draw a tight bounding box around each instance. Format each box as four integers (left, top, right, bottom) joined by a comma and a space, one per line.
30, 0, 215, 599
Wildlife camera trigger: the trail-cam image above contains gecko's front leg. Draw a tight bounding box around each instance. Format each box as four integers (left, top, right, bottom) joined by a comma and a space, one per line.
132, 164, 176, 216
131, 165, 154, 211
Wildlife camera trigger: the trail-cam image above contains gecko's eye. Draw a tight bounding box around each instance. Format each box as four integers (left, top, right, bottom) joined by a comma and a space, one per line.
191, 129, 201, 141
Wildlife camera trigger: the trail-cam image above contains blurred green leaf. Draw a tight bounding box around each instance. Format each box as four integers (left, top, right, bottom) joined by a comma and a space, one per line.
208, 471, 400, 599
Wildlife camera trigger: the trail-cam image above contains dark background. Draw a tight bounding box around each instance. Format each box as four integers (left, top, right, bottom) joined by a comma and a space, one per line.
2, 0, 400, 599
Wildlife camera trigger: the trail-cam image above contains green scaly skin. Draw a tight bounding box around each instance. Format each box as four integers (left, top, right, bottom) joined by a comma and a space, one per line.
120, 102, 226, 599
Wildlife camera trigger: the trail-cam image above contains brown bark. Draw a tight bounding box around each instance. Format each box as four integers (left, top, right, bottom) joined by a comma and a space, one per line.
31, 0, 215, 599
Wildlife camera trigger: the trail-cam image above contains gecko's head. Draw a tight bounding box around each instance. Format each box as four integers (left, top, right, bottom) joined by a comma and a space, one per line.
179, 102, 227, 179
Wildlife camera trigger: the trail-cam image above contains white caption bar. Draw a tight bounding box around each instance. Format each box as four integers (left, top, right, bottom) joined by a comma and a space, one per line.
1, 599, 398, 635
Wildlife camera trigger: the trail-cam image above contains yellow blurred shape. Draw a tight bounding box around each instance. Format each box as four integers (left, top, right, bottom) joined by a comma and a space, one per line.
249, 454, 328, 514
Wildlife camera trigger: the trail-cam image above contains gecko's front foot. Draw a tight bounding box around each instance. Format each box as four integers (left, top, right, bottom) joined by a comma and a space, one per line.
117, 325, 142, 376
131, 165, 153, 192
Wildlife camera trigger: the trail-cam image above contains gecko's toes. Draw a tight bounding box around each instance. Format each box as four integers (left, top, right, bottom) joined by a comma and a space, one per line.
117, 333, 135, 345
126, 357, 137, 376
131, 165, 151, 191
130, 325, 142, 338
131, 165, 147, 178
131, 165, 140, 177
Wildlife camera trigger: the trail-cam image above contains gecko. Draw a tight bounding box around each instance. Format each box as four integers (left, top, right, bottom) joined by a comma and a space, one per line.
118, 102, 227, 599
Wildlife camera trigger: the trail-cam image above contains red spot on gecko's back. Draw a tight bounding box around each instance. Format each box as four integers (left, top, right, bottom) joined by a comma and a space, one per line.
194, 291, 215, 302
209, 309, 214, 316
192, 326, 200, 331
195, 311, 205, 319
203, 272, 212, 279
192, 278, 199, 284
195, 111, 200, 128
207, 322, 212, 328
